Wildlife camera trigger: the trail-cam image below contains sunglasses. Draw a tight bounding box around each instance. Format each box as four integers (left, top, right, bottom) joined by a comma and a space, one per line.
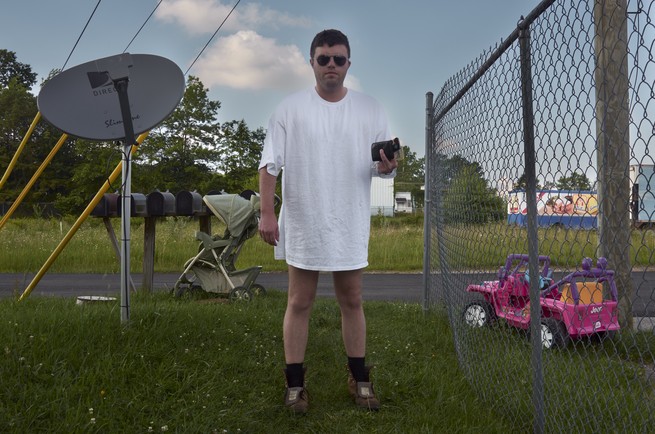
315, 55, 348, 67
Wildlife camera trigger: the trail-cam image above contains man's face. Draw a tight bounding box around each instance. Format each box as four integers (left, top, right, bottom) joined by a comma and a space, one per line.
310, 44, 350, 93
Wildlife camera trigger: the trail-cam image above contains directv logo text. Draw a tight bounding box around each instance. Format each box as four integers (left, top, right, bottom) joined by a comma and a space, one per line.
87, 71, 115, 97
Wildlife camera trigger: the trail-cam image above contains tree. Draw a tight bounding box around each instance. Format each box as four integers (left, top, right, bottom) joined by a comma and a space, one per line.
0, 50, 37, 89
0, 78, 37, 149
436, 154, 505, 224
52, 140, 120, 214
514, 171, 542, 191
556, 171, 592, 191
394, 145, 425, 208
217, 119, 265, 193
0, 78, 36, 203
442, 164, 505, 224
132, 75, 222, 193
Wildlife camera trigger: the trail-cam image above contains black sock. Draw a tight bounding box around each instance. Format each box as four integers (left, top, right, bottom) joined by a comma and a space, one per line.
348, 357, 369, 382
285, 363, 304, 388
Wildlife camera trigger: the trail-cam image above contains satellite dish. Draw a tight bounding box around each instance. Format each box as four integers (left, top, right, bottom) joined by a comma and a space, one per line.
37, 53, 185, 323
38, 53, 184, 140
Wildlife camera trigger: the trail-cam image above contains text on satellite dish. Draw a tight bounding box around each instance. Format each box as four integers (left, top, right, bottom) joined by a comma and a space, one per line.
105, 114, 141, 128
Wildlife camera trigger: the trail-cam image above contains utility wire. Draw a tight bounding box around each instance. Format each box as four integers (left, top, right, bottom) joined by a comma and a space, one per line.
61, 0, 102, 71
122, 0, 164, 53
185, 0, 241, 76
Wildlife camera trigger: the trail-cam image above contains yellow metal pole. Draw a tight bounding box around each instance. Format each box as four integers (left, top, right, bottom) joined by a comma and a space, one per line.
0, 131, 68, 231
18, 132, 149, 301
0, 112, 42, 191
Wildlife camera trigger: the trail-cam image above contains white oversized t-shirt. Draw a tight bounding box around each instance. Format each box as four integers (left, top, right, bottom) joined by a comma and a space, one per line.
259, 87, 394, 271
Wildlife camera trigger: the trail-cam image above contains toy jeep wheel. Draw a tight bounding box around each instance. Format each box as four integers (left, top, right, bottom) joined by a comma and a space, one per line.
463, 301, 496, 327
229, 286, 253, 302
539, 318, 568, 349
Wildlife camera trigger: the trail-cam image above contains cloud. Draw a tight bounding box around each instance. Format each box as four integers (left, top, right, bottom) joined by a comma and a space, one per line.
156, 0, 311, 35
192, 31, 362, 92
156, 1, 361, 92
192, 30, 313, 90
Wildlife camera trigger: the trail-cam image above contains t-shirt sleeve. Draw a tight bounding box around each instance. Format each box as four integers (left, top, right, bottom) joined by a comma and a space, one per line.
259, 111, 286, 177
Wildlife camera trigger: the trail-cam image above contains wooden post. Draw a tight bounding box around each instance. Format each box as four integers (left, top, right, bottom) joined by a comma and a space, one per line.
593, 0, 633, 328
142, 216, 156, 293
199, 214, 212, 235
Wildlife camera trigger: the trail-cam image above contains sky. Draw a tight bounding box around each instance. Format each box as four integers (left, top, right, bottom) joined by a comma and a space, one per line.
1, 0, 542, 158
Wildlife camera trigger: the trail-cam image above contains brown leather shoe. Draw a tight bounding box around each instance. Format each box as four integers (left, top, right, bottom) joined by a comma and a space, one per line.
347, 366, 380, 411
284, 386, 309, 414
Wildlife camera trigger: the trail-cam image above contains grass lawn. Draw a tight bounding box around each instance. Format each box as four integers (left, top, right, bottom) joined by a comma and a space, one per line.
0, 291, 515, 433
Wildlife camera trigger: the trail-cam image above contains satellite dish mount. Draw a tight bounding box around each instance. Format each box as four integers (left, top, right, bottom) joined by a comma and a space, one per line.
100, 54, 137, 324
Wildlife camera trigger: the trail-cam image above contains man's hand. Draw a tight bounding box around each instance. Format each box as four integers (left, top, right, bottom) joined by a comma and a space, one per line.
377, 148, 398, 174
259, 211, 279, 246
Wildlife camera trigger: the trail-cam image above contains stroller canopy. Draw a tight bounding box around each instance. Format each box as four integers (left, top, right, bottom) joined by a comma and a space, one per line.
203, 194, 260, 237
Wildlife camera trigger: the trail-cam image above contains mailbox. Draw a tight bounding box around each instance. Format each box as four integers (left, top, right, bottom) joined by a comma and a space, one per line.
175, 190, 204, 216
116, 193, 148, 217
147, 190, 176, 216
91, 193, 119, 217
240, 189, 256, 200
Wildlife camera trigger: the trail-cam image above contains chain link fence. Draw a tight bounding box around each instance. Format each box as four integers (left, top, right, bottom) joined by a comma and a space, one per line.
426, 0, 655, 431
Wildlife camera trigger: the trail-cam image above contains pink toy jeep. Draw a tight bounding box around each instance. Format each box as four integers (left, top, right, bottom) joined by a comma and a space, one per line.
463, 254, 620, 349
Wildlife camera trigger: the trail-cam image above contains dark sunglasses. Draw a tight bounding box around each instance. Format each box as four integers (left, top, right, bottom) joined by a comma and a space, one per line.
315, 55, 348, 67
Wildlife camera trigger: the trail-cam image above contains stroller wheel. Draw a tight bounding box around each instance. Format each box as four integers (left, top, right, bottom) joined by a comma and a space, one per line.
173, 280, 185, 297
229, 286, 253, 302
174, 283, 204, 298
250, 284, 267, 296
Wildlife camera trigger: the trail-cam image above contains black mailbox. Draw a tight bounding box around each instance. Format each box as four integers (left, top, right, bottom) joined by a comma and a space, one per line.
116, 193, 148, 217
176, 190, 204, 216
91, 193, 119, 217
147, 190, 176, 216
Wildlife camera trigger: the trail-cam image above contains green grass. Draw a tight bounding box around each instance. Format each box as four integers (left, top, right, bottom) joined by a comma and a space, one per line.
0, 292, 514, 433
453, 320, 655, 432
0, 215, 426, 273
3, 216, 655, 274
434, 221, 655, 269
2, 216, 655, 431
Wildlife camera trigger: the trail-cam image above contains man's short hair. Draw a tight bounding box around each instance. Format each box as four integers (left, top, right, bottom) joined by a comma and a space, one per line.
310, 29, 350, 59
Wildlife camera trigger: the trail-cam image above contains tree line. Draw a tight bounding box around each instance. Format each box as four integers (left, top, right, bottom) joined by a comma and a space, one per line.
0, 49, 427, 217
436, 156, 593, 225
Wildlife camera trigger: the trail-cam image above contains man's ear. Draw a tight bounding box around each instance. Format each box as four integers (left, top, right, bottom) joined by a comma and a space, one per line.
309, 58, 314, 66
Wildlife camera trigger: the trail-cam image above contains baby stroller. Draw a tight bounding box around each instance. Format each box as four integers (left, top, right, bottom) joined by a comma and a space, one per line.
173, 191, 266, 301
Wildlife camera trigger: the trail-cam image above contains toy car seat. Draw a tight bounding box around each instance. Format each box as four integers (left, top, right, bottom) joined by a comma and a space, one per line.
560, 281, 604, 304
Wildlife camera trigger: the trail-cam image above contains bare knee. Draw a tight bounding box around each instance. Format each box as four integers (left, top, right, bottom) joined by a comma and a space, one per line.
333, 269, 364, 312
336, 290, 363, 313
287, 291, 316, 315
287, 265, 318, 315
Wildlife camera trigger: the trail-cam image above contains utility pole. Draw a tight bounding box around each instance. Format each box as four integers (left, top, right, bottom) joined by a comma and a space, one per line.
593, 0, 633, 328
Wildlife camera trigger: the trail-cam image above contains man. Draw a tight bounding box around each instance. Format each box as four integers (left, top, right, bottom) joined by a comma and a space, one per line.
258, 29, 397, 413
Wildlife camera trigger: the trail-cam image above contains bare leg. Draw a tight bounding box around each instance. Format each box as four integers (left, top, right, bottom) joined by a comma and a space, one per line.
283, 265, 319, 363
333, 268, 366, 357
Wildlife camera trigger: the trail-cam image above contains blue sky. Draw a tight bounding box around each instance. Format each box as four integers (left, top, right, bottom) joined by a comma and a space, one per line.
1, 0, 541, 157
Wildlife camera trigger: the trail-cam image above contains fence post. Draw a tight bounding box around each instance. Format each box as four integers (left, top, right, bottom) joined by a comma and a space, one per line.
519, 17, 545, 434
593, 0, 633, 330
423, 92, 434, 311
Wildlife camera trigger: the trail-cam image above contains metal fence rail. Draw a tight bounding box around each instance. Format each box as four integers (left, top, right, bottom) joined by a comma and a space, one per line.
426, 0, 655, 432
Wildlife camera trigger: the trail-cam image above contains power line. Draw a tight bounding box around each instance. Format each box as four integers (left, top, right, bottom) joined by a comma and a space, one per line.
61, 0, 102, 71
185, 0, 241, 76
122, 0, 164, 53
